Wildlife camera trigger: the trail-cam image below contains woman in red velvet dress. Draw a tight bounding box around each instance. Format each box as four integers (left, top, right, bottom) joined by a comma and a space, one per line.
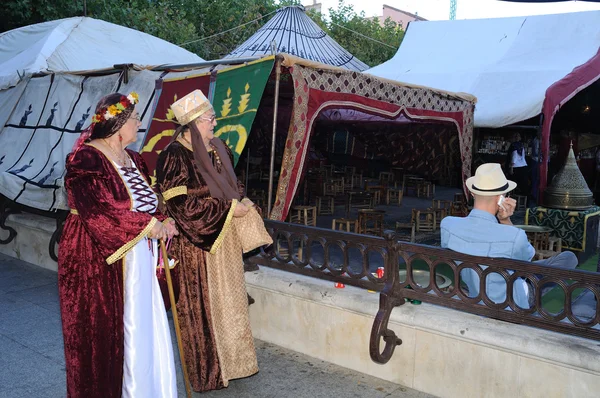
58, 93, 178, 397
156, 89, 258, 392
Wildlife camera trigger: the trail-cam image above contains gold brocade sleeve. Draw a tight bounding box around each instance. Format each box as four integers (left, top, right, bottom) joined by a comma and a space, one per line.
162, 186, 187, 201
106, 217, 158, 265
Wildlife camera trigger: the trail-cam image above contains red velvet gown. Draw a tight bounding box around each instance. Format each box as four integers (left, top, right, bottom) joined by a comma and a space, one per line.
58, 144, 167, 398
156, 140, 258, 392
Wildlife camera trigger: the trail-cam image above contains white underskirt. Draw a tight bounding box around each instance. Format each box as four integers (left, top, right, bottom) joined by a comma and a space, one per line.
122, 238, 177, 398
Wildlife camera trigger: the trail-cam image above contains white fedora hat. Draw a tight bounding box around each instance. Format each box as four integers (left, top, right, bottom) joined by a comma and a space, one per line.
465, 163, 516, 196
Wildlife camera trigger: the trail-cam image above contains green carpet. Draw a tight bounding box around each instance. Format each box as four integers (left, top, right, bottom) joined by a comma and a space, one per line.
542, 253, 597, 314
401, 254, 599, 313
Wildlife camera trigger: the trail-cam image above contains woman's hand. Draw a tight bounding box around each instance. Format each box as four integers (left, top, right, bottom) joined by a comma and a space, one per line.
234, 202, 250, 218
164, 219, 179, 239
149, 222, 167, 241
241, 197, 255, 208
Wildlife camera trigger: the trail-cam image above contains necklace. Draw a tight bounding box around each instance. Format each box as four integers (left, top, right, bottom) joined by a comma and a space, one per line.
103, 139, 130, 168
179, 135, 193, 151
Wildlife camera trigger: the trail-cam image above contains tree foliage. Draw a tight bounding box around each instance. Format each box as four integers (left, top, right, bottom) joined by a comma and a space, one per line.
1, 0, 402, 66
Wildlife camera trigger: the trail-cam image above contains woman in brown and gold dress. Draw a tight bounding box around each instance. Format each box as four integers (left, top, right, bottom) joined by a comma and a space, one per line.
156, 89, 258, 392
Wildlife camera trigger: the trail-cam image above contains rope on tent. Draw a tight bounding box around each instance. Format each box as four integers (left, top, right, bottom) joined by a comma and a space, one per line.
178, 9, 279, 47
328, 21, 397, 49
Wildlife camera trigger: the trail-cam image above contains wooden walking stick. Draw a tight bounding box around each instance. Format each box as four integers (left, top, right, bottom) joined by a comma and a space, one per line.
160, 239, 192, 398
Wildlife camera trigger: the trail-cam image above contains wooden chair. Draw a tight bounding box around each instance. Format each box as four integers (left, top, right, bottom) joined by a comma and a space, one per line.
290, 206, 317, 226
323, 181, 336, 196
386, 186, 403, 205
357, 209, 385, 236
415, 210, 436, 232
351, 173, 363, 189
316, 196, 334, 215
432, 199, 452, 212
453, 192, 466, 203
417, 181, 434, 199
404, 176, 422, 196
366, 185, 386, 206
332, 218, 358, 233
332, 178, 345, 195
395, 221, 416, 243
379, 171, 394, 186
346, 192, 373, 214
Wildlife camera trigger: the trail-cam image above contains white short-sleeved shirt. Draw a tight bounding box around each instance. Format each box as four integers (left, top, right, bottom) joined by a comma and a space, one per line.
512, 149, 527, 168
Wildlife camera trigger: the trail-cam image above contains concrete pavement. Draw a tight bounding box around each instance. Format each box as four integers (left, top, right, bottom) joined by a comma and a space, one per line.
0, 253, 434, 398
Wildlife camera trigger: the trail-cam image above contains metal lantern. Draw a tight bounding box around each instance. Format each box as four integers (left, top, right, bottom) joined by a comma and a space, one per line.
544, 144, 594, 210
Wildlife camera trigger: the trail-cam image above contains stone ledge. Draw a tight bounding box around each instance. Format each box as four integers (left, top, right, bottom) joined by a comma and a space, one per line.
0, 213, 57, 271
245, 267, 600, 397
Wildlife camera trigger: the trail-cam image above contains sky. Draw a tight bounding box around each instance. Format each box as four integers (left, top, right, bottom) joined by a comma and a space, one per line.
302, 0, 600, 21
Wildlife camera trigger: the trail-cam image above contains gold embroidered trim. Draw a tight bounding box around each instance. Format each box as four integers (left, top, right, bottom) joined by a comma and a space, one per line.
176, 103, 213, 126
70, 209, 79, 215
209, 199, 237, 255
162, 186, 187, 201
106, 217, 157, 265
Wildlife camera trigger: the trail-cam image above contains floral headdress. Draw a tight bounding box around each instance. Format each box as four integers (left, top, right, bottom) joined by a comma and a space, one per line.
69, 91, 139, 163
91, 92, 139, 124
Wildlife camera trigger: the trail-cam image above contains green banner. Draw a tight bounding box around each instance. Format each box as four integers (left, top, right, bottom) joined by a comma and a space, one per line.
212, 56, 274, 166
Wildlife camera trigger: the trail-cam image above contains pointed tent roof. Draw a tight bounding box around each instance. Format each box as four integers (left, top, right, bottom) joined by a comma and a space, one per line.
226, 6, 369, 71
0, 17, 204, 90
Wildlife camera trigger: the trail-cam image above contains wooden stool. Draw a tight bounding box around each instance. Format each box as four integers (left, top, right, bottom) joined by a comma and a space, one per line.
386, 187, 403, 205
290, 206, 317, 226
316, 196, 334, 215
548, 237, 562, 252
514, 195, 527, 211
332, 218, 358, 233
357, 209, 386, 236
415, 210, 436, 232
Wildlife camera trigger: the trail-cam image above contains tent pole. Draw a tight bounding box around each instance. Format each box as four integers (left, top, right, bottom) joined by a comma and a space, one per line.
267, 58, 282, 217
245, 148, 250, 190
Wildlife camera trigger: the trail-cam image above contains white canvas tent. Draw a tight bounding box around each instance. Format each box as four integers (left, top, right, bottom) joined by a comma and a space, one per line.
368, 10, 600, 192
226, 6, 369, 71
368, 11, 600, 128
0, 17, 204, 211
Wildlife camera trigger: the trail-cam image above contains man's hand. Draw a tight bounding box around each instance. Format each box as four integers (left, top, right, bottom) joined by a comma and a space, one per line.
497, 197, 516, 225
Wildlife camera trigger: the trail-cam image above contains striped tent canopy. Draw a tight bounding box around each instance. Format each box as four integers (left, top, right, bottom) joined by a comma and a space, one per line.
226, 6, 369, 71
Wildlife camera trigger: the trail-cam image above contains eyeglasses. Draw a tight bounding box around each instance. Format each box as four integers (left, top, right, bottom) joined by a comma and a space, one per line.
200, 115, 216, 123
129, 114, 141, 122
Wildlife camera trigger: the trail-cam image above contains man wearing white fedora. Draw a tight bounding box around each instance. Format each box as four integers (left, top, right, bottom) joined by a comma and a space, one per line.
441, 163, 577, 308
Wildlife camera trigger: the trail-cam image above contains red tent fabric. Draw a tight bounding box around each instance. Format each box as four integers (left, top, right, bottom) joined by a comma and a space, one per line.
540, 48, 600, 198
270, 55, 476, 221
